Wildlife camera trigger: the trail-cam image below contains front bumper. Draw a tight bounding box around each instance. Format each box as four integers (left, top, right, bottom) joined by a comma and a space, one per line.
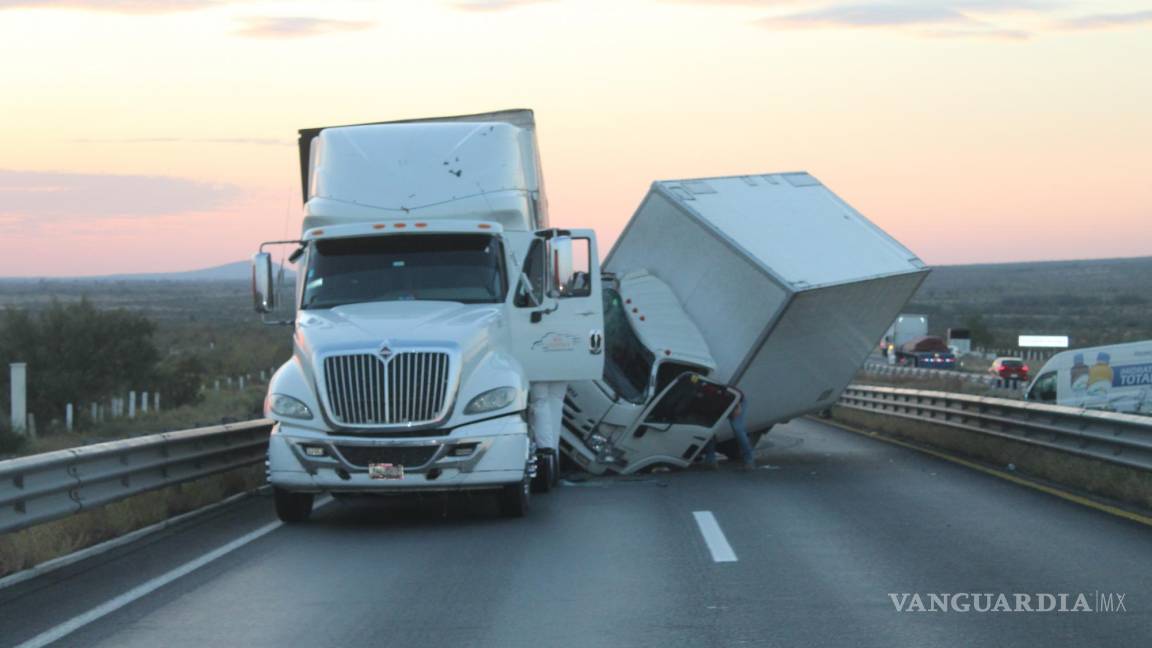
268, 414, 529, 494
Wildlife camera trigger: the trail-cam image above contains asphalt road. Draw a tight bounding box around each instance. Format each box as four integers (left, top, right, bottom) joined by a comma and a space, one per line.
2, 418, 1150, 647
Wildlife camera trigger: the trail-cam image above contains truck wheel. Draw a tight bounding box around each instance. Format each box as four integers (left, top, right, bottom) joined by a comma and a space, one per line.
499, 477, 530, 518
274, 488, 314, 523
549, 453, 561, 487
531, 450, 552, 493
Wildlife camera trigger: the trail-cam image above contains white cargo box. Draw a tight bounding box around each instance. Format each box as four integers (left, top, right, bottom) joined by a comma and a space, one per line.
297, 109, 548, 232
605, 172, 929, 431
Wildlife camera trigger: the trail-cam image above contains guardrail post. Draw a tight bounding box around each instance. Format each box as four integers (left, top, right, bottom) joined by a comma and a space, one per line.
141, 391, 149, 414
154, 392, 161, 413
214, 380, 220, 392
238, 376, 245, 390
9, 362, 26, 435
128, 391, 136, 419
66, 403, 74, 432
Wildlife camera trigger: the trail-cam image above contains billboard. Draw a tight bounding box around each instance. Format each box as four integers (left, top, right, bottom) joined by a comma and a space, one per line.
1019, 335, 1070, 348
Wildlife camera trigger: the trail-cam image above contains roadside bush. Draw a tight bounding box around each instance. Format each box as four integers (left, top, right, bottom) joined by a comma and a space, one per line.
0, 300, 159, 428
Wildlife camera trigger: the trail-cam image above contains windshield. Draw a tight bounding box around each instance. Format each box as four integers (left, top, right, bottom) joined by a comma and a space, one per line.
301, 234, 506, 309
602, 288, 654, 403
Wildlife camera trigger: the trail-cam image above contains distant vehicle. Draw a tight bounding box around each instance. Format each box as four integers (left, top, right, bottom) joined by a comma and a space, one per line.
895, 336, 957, 369
1024, 340, 1152, 414
947, 327, 972, 355
883, 314, 928, 353
989, 357, 1029, 381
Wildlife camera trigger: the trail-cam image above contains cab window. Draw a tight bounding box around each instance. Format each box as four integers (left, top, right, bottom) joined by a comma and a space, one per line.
515, 239, 546, 307
1030, 371, 1057, 402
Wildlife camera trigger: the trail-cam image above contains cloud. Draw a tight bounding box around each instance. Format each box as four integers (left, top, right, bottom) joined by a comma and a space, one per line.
1059, 10, 1152, 30
757, 4, 972, 28
75, 137, 290, 146
927, 27, 1032, 40
751, 1, 1056, 39
0, 169, 241, 223
234, 16, 376, 38
0, 0, 226, 13
448, 0, 555, 11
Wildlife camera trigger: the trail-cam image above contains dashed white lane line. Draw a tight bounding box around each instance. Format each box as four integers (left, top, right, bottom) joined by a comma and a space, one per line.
692, 510, 738, 563
16, 496, 333, 648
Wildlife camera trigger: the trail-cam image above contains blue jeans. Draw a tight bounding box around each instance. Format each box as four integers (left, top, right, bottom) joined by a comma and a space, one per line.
704, 407, 755, 467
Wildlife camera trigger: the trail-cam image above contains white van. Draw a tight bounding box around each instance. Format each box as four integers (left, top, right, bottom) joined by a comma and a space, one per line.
1024, 340, 1152, 415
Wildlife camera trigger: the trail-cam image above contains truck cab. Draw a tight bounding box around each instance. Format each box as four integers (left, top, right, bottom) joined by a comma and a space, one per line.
253, 111, 604, 521
561, 271, 739, 474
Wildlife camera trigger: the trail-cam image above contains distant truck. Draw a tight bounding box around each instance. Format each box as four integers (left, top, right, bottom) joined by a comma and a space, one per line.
883, 314, 928, 355
561, 173, 929, 474
252, 110, 605, 521
1024, 340, 1152, 414
895, 336, 957, 369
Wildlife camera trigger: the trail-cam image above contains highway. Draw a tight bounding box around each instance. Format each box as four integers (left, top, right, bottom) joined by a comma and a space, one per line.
2, 417, 1150, 647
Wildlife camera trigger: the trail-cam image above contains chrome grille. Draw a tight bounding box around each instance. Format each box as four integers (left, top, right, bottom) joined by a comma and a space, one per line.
323, 352, 451, 426
335, 444, 440, 467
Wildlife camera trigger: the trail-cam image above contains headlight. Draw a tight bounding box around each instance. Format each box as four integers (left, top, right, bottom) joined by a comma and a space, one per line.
464, 386, 517, 415
268, 393, 313, 420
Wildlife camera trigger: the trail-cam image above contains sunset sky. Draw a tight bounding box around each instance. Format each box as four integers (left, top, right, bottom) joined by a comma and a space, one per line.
0, 0, 1149, 276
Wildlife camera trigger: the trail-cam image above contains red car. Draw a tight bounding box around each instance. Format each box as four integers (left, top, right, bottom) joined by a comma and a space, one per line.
989, 357, 1029, 381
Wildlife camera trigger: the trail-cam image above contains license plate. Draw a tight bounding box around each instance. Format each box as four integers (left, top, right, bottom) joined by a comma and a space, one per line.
369, 463, 404, 480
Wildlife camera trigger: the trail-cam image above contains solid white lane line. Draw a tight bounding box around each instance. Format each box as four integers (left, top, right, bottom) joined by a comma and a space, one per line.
16, 496, 332, 648
693, 511, 738, 563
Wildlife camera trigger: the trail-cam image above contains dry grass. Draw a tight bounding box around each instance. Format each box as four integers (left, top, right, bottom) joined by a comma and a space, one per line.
831, 406, 1152, 511
0, 464, 264, 579
2, 386, 266, 459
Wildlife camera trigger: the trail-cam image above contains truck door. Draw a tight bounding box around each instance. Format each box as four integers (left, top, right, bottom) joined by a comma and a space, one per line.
510, 229, 605, 382
614, 373, 739, 474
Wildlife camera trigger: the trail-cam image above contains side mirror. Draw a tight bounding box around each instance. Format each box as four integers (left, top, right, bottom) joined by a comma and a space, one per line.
548, 236, 574, 297
252, 252, 275, 313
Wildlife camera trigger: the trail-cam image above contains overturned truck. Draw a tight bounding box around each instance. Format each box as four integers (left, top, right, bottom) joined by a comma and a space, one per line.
561, 172, 929, 474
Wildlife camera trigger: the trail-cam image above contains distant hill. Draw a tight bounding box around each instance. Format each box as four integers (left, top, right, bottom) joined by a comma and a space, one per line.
0, 261, 297, 283
97, 261, 297, 282
907, 255, 1152, 348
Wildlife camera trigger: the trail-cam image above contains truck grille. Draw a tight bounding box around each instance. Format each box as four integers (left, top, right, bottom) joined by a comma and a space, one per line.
323, 351, 452, 426
334, 444, 440, 467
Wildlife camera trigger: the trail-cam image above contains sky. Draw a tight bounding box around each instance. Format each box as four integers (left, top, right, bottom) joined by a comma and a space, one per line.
0, 0, 1149, 276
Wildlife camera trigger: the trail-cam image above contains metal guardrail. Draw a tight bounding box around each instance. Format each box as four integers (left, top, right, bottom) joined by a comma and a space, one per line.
839, 385, 1152, 472
0, 420, 272, 535
861, 361, 1028, 391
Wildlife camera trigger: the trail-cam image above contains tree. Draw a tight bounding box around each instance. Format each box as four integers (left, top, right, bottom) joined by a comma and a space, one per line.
964, 313, 994, 348
0, 300, 160, 428
155, 355, 208, 409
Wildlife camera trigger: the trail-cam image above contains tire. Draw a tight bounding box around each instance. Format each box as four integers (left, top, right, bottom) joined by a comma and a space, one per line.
549, 453, 561, 488
531, 450, 552, 493
274, 488, 314, 523
499, 477, 530, 518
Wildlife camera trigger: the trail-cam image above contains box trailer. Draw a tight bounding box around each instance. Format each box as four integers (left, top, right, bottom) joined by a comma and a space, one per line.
562, 172, 929, 473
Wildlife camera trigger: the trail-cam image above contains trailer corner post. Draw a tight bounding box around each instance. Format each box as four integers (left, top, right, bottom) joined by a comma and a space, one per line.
9, 362, 27, 436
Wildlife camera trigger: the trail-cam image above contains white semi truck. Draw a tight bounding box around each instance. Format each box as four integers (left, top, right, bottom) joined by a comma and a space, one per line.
252, 110, 604, 521
561, 173, 929, 474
